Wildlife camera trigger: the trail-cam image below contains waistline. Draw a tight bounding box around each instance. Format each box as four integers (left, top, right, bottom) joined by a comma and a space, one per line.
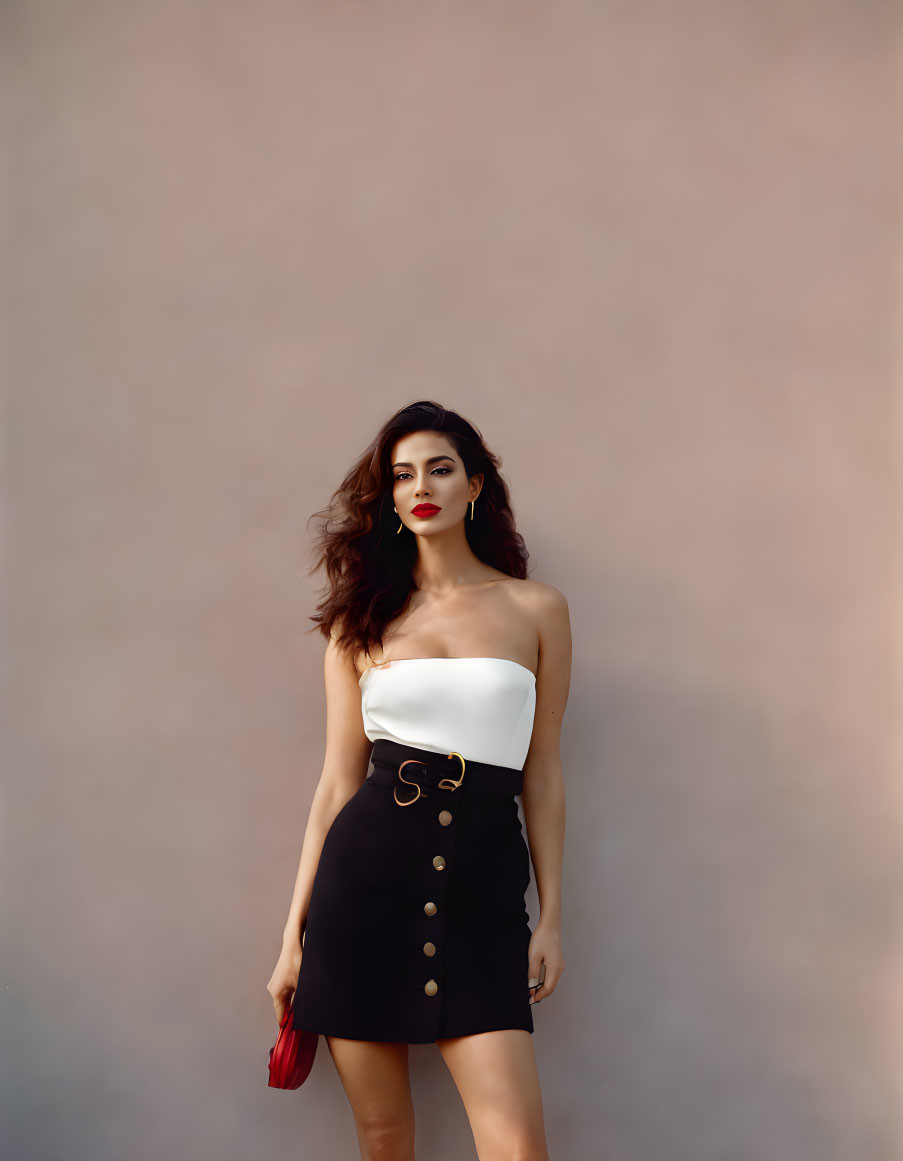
367, 738, 524, 797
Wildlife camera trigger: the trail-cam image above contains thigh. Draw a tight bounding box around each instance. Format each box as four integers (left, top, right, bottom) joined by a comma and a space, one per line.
436, 1030, 549, 1161
325, 1036, 416, 1158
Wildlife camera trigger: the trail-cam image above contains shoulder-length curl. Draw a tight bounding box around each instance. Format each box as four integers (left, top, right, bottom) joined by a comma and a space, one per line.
306, 400, 531, 663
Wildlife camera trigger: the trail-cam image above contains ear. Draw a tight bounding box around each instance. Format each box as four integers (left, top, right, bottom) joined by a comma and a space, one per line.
469, 473, 484, 501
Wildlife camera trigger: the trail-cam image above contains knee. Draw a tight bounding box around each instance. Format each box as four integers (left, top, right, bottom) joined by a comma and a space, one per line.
512, 1145, 549, 1161
356, 1112, 415, 1161
481, 1123, 549, 1161
502, 1139, 549, 1161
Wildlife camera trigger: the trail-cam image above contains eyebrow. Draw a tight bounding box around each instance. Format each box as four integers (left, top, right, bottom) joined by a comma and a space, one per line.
391, 455, 456, 469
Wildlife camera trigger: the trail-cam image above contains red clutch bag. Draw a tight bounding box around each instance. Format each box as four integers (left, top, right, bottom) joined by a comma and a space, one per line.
268, 998, 319, 1089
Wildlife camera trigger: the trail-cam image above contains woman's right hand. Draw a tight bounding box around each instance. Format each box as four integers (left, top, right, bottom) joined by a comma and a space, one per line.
267, 937, 304, 1027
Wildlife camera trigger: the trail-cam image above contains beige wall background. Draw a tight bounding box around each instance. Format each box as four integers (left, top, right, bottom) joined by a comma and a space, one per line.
3, 2, 901, 1159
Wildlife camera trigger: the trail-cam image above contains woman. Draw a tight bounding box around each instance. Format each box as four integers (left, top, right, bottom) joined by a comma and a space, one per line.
267, 400, 570, 1161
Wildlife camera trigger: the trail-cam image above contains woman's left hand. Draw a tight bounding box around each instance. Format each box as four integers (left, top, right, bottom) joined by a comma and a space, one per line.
527, 920, 565, 1004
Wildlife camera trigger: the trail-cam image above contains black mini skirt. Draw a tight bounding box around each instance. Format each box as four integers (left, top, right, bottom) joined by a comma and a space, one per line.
292, 738, 535, 1043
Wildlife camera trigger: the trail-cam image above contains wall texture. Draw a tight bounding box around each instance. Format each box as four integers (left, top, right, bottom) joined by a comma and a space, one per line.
2, 2, 901, 1159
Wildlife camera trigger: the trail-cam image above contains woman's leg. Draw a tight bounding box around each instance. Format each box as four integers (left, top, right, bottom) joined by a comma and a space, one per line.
436, 1030, 550, 1161
325, 1036, 416, 1161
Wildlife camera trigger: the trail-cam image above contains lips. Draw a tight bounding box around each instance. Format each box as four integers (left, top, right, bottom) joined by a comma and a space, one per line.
411, 505, 441, 516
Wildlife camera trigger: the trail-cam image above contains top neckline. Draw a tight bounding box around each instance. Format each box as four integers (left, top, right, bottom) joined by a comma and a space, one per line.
358, 656, 537, 686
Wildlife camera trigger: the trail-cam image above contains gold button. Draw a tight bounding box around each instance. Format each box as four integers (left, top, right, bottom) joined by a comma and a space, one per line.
423, 941, 436, 957
438, 810, 453, 826
424, 901, 437, 916
432, 855, 446, 870
424, 979, 438, 996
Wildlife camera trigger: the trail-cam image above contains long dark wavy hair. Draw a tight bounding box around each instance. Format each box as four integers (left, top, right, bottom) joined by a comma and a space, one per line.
306, 400, 531, 662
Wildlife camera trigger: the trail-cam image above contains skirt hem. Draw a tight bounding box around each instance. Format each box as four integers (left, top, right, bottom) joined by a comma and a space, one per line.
296, 1022, 535, 1045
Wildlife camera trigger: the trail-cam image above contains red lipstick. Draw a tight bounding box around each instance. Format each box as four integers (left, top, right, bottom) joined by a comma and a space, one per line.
411, 504, 441, 517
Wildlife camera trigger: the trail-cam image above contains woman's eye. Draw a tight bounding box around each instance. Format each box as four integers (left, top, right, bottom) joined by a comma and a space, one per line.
394, 468, 451, 481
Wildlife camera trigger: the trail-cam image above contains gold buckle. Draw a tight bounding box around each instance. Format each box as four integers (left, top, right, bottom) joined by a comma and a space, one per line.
393, 752, 466, 805
394, 759, 427, 806
437, 751, 465, 791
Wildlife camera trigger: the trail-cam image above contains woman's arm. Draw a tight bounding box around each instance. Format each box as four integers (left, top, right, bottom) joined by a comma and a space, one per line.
281, 628, 373, 949
521, 583, 571, 933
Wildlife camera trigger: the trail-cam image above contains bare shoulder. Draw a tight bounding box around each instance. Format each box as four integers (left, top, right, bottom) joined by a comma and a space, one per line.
523, 577, 568, 610
325, 615, 361, 675
498, 577, 571, 672
504, 577, 570, 624
517, 580, 572, 771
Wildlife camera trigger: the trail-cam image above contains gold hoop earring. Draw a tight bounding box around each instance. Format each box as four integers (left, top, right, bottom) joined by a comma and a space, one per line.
470, 500, 475, 520
394, 505, 403, 534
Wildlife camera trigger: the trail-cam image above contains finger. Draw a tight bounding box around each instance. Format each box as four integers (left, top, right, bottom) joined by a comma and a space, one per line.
529, 977, 555, 1003
274, 990, 292, 1025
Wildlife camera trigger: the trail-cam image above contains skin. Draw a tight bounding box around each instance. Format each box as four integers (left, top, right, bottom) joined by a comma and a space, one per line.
268, 430, 571, 1160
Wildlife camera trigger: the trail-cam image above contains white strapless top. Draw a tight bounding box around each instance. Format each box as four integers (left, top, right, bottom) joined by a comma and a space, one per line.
360, 657, 537, 770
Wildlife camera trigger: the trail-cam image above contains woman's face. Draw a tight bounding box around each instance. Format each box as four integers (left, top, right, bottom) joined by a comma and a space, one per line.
390, 431, 481, 535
